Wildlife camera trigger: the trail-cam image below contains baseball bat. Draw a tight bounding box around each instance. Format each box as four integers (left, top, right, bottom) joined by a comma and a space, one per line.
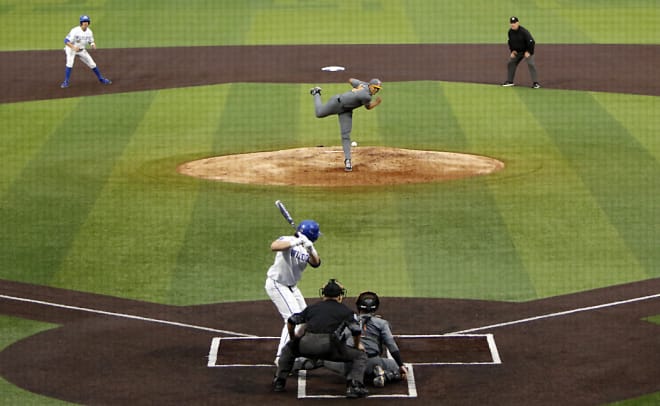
275, 200, 297, 230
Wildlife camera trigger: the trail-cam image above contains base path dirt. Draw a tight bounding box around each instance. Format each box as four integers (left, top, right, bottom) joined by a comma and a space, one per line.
178, 146, 505, 186
2, 44, 659, 104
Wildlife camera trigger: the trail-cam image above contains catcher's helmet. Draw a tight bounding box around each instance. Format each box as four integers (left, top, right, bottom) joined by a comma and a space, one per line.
356, 291, 380, 313
80, 15, 91, 24
320, 279, 346, 298
297, 220, 320, 242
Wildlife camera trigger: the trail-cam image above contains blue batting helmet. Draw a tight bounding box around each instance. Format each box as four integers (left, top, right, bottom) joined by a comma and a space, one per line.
297, 220, 320, 242
80, 15, 91, 24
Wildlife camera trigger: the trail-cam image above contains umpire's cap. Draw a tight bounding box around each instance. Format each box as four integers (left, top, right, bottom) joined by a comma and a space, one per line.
509, 16, 519, 23
320, 279, 346, 298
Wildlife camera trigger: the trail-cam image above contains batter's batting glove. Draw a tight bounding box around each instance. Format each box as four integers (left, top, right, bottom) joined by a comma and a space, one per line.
298, 234, 313, 248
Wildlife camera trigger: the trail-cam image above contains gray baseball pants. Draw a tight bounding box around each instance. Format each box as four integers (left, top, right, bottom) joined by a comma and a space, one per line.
314, 94, 353, 161
507, 53, 538, 83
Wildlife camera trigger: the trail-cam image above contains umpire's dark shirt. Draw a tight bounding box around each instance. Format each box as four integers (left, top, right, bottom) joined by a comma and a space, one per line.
508, 26, 536, 54
295, 300, 358, 334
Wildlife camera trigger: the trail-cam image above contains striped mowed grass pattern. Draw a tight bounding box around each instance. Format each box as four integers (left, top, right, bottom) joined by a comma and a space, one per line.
1, 82, 657, 305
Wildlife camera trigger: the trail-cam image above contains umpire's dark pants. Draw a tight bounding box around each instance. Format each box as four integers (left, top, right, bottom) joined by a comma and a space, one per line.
276, 333, 367, 383
507, 52, 538, 83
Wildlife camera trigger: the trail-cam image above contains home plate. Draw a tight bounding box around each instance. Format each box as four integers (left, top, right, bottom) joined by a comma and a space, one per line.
321, 66, 346, 72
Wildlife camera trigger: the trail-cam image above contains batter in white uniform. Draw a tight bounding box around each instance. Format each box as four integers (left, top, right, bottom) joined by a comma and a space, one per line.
60, 15, 112, 88
264, 220, 321, 363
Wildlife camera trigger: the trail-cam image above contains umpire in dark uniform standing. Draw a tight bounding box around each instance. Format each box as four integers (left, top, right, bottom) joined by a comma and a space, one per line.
272, 279, 369, 398
502, 16, 541, 88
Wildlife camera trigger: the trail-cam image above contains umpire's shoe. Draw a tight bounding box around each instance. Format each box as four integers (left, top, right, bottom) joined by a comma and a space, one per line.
310, 86, 322, 96
273, 377, 286, 392
346, 380, 369, 398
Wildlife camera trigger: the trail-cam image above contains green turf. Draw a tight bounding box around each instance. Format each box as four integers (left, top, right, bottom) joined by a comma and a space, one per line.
1, 1, 659, 404
608, 392, 660, 406
0, 316, 67, 405
1, 82, 657, 305
1, 0, 658, 50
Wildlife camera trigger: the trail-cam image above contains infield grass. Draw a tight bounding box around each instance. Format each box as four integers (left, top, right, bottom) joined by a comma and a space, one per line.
1, 82, 658, 305
1, 1, 659, 404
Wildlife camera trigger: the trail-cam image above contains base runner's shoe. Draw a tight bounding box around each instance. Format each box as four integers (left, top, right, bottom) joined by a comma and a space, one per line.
310, 86, 322, 95
501, 81, 514, 87
100, 78, 112, 85
60, 81, 69, 88
344, 159, 352, 172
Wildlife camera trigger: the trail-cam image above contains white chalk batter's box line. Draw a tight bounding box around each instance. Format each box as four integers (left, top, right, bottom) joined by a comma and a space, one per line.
207, 334, 500, 399
207, 334, 501, 368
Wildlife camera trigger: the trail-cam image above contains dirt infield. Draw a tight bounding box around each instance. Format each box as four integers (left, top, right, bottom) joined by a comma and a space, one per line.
2, 44, 660, 104
177, 147, 505, 186
1, 278, 659, 404
1, 44, 659, 404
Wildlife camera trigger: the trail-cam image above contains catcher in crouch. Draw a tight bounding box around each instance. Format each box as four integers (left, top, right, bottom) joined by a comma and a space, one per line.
293, 291, 408, 387
273, 279, 369, 399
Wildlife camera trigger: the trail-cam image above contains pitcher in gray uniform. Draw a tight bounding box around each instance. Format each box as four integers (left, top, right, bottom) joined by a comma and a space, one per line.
309, 78, 382, 172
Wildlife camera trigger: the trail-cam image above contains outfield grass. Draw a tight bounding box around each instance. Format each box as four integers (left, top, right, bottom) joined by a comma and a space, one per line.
1, 1, 659, 404
1, 0, 659, 50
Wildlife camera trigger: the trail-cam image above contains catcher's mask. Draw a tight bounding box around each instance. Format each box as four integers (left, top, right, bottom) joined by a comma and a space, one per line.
320, 279, 346, 299
356, 291, 380, 313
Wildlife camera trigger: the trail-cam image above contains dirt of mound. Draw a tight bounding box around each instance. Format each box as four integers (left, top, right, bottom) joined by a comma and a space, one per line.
176, 146, 505, 186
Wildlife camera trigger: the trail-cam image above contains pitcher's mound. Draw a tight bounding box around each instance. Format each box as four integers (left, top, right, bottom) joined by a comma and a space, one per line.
177, 146, 504, 187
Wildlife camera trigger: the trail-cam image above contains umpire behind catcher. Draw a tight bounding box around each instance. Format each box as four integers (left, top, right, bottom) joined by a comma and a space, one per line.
272, 279, 369, 398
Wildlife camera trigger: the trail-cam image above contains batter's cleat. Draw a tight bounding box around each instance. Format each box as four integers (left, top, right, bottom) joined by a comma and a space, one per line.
346, 380, 369, 398
273, 377, 286, 392
100, 77, 112, 85
501, 81, 515, 87
344, 159, 352, 172
532, 82, 541, 89
60, 81, 70, 88
373, 365, 386, 388
310, 86, 322, 96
